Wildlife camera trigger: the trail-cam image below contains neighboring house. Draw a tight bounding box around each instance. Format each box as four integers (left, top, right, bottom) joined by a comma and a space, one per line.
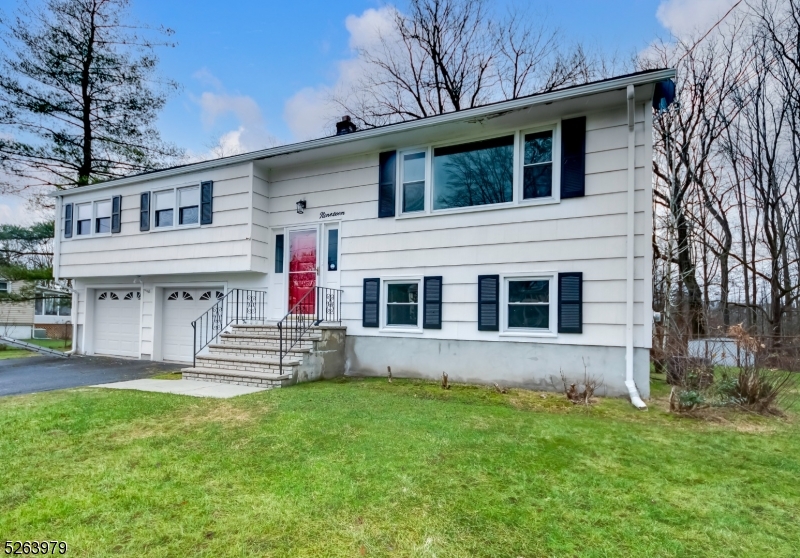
51, 68, 675, 401
0, 280, 71, 339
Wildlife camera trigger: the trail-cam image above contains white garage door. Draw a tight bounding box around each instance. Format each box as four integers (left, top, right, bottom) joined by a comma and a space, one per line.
162, 288, 224, 362
94, 290, 141, 358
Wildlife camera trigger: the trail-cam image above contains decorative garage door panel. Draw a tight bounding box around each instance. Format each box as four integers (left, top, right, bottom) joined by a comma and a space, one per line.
162, 288, 223, 362
94, 290, 141, 358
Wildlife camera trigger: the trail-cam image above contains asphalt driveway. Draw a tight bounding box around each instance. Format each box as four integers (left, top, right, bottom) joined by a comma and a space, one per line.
0, 355, 182, 397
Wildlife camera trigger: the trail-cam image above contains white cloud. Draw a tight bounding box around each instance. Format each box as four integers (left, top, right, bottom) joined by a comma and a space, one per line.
0, 194, 49, 226
187, 69, 280, 161
283, 7, 398, 141
656, 0, 739, 38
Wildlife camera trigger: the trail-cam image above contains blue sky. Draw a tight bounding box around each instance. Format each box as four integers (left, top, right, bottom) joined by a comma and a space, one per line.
135, 0, 669, 150
1, 0, 738, 223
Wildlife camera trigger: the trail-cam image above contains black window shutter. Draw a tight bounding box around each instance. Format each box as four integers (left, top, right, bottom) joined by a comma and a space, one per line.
274, 234, 284, 274
378, 151, 396, 218
111, 195, 122, 233
363, 278, 380, 327
561, 116, 586, 199
200, 181, 213, 224
139, 192, 150, 231
423, 276, 443, 329
558, 272, 583, 333
477, 275, 499, 331
63, 203, 73, 238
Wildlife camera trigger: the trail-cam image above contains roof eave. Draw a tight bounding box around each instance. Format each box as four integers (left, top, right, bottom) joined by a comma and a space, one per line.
53, 68, 675, 197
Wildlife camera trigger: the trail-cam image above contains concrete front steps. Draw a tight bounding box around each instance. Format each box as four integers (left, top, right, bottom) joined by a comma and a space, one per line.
181, 322, 346, 389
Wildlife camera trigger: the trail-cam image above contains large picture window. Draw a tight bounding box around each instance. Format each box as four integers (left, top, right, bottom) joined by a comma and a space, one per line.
385, 281, 419, 327
506, 278, 551, 330
523, 131, 553, 199
433, 135, 514, 210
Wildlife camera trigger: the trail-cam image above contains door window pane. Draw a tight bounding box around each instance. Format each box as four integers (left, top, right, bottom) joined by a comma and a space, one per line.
507, 279, 550, 330
433, 136, 514, 210
386, 283, 418, 326
523, 131, 553, 199
95, 200, 111, 233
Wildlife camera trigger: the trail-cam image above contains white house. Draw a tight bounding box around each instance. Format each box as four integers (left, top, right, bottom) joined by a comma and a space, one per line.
52, 69, 675, 404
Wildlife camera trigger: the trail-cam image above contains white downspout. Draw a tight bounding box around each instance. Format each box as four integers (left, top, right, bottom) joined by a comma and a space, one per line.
626, 85, 647, 410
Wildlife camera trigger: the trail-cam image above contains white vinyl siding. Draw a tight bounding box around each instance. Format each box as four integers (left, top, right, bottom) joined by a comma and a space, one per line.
57, 163, 258, 277
0, 281, 35, 325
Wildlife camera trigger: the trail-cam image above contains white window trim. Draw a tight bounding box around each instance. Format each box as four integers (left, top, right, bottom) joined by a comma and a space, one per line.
517, 123, 561, 206
498, 271, 558, 338
397, 147, 429, 216
152, 185, 202, 231
379, 276, 424, 334
74, 201, 93, 237
394, 122, 561, 220
93, 199, 113, 237
0, 281, 8, 293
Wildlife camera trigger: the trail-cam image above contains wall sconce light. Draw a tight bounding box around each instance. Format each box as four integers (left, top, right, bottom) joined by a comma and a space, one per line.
296, 199, 306, 214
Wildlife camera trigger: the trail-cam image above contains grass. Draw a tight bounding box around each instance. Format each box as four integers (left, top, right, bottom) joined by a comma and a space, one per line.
0, 338, 71, 360
1, 378, 799, 557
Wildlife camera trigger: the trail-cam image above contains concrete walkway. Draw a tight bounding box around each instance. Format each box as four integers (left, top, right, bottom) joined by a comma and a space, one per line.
93, 378, 268, 398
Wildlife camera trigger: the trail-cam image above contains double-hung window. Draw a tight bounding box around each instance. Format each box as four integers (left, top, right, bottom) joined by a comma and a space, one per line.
95, 200, 111, 234
385, 280, 420, 328
523, 130, 554, 199
154, 186, 202, 228
401, 151, 426, 213
178, 186, 200, 225
154, 190, 174, 228
506, 277, 553, 332
76, 203, 92, 236
0, 281, 7, 293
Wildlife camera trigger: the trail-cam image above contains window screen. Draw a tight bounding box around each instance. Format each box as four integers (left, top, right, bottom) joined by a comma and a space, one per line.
178, 186, 200, 225
95, 200, 111, 233
76, 203, 92, 236
154, 190, 174, 227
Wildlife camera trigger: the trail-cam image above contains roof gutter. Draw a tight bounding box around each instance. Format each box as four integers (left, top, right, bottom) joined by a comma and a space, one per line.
52, 68, 676, 198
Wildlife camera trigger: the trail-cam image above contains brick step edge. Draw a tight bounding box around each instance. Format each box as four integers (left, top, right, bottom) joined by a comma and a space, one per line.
181, 367, 293, 382
195, 353, 301, 366
182, 373, 281, 389
209, 343, 311, 354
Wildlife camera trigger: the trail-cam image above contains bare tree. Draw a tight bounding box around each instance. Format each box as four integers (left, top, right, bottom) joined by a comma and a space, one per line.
0, 0, 183, 199
335, 0, 609, 128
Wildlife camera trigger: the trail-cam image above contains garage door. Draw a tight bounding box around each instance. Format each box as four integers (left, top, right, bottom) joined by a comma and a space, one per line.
94, 290, 141, 357
162, 288, 224, 362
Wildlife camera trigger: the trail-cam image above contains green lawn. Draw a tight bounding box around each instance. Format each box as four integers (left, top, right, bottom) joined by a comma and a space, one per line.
1, 377, 798, 557
0, 338, 71, 360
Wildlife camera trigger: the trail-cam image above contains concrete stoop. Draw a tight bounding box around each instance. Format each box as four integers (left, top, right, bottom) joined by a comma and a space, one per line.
181, 323, 346, 388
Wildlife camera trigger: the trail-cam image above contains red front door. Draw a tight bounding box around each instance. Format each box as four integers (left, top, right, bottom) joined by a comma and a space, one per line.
288, 229, 317, 313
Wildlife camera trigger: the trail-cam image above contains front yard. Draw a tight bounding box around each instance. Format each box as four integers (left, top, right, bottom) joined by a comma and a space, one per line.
0, 377, 798, 557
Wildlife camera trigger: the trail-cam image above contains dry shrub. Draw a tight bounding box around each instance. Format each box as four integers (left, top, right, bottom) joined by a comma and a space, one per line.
558, 361, 602, 405
668, 324, 799, 415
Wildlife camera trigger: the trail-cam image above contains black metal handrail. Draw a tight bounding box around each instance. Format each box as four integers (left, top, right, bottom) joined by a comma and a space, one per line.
278, 286, 342, 375
191, 288, 268, 367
